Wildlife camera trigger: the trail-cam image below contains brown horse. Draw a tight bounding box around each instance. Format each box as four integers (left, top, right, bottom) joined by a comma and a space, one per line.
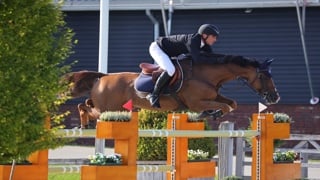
67, 54, 280, 128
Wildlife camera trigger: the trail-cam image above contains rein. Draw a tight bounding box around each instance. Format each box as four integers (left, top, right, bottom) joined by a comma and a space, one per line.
236, 68, 269, 99
237, 76, 259, 95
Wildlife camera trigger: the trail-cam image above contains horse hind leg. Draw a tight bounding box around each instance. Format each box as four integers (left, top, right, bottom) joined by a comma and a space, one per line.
85, 98, 94, 108
78, 103, 91, 129
77, 99, 100, 129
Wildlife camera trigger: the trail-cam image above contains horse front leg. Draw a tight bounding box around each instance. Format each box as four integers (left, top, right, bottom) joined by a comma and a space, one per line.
215, 94, 237, 112
196, 101, 233, 120
182, 80, 234, 120
196, 95, 237, 120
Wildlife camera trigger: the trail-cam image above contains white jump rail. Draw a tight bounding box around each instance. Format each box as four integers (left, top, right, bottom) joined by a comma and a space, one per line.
49, 165, 174, 173
57, 129, 259, 138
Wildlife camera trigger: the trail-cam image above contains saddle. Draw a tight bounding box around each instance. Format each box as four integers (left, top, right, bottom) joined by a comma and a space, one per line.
139, 63, 181, 86
134, 60, 184, 98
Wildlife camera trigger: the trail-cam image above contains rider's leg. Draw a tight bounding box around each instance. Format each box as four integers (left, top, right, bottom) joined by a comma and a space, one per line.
148, 42, 175, 108
149, 71, 171, 108
149, 42, 175, 108
149, 42, 175, 75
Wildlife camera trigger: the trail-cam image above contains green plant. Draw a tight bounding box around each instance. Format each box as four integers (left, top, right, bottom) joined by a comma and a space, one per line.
88, 153, 122, 165
0, 0, 75, 163
186, 112, 202, 122
99, 111, 131, 122
273, 150, 299, 162
187, 149, 209, 160
273, 112, 292, 123
222, 176, 243, 180
137, 110, 168, 160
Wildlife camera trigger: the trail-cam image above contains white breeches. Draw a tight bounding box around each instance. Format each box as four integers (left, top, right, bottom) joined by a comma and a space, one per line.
149, 42, 175, 76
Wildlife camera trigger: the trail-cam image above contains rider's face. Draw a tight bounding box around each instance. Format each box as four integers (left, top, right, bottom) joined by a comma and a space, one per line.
205, 35, 217, 46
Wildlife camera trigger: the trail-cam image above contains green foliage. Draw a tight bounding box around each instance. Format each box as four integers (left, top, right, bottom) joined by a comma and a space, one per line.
137, 110, 168, 160
137, 110, 216, 160
187, 149, 209, 160
222, 176, 243, 180
273, 150, 298, 162
0, 0, 75, 163
88, 153, 122, 165
274, 112, 292, 123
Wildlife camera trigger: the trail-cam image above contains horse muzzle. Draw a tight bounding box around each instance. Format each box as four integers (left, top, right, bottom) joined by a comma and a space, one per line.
263, 90, 280, 105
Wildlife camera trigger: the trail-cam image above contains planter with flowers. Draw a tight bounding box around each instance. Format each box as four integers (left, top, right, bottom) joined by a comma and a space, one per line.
273, 150, 299, 164
81, 111, 138, 180
166, 113, 216, 179
251, 113, 301, 180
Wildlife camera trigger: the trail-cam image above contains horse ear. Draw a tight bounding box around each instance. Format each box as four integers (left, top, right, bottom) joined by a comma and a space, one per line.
265, 58, 274, 66
261, 58, 273, 68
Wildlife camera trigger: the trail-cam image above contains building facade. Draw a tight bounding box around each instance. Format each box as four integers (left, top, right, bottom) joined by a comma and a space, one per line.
59, 0, 320, 133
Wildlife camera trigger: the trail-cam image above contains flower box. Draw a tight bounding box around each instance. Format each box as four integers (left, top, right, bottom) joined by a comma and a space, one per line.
96, 121, 136, 139
267, 162, 301, 180
96, 111, 138, 139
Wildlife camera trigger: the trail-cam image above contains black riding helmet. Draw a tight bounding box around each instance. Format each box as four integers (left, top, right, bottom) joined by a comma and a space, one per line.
198, 24, 220, 37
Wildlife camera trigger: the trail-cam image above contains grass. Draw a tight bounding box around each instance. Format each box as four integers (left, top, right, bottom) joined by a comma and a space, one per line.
48, 173, 80, 180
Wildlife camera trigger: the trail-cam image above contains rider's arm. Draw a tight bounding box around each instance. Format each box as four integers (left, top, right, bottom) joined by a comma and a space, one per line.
188, 34, 202, 61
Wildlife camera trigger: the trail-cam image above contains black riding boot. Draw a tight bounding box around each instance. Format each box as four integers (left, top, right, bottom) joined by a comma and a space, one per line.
149, 71, 171, 108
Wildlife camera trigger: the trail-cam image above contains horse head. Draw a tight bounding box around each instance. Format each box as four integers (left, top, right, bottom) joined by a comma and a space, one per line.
247, 58, 280, 105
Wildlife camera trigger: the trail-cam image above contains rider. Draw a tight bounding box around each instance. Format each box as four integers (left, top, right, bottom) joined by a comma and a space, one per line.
148, 24, 220, 108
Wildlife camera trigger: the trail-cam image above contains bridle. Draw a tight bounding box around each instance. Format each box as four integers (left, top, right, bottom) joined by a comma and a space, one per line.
237, 67, 272, 100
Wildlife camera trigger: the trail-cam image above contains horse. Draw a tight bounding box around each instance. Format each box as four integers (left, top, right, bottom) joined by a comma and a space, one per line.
66, 54, 280, 128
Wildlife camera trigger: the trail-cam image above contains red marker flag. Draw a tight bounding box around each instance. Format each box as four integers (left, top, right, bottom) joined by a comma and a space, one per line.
122, 99, 133, 111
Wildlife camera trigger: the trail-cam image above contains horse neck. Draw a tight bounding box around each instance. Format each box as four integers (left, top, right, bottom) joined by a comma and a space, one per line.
190, 63, 257, 86
224, 63, 258, 82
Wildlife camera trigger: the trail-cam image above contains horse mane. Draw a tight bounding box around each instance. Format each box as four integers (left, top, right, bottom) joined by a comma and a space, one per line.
66, 70, 106, 83
190, 53, 261, 68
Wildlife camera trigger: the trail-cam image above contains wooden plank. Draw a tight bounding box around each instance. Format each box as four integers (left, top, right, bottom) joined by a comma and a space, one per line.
288, 134, 320, 140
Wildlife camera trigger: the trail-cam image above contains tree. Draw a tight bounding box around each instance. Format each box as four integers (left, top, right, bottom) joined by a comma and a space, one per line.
0, 0, 75, 163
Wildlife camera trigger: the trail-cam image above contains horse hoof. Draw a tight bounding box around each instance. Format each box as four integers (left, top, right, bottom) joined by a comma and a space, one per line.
213, 109, 223, 119
196, 110, 223, 120
196, 111, 211, 120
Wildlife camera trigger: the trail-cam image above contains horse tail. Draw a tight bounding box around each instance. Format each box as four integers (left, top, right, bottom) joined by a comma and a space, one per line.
65, 70, 107, 98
